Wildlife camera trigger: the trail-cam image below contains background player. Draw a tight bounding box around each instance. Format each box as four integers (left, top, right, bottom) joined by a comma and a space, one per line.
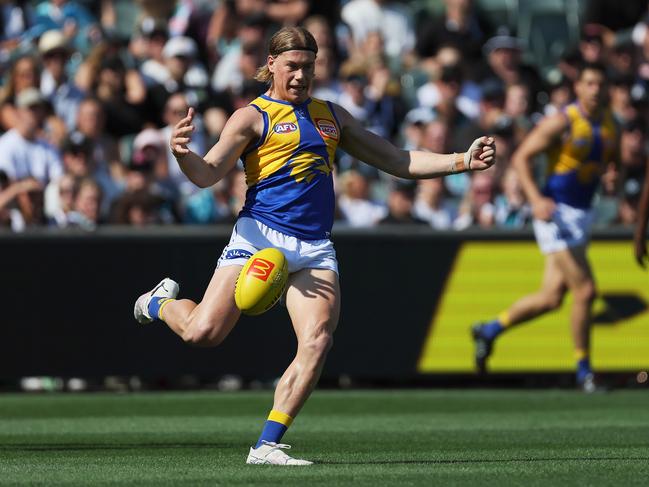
134, 26, 495, 465
471, 63, 617, 392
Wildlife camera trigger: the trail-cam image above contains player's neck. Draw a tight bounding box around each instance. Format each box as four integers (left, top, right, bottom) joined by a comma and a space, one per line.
578, 102, 603, 121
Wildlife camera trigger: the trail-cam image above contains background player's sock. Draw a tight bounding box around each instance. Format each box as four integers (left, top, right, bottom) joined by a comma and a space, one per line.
255, 410, 293, 448
575, 349, 592, 382
481, 311, 512, 340
148, 297, 175, 321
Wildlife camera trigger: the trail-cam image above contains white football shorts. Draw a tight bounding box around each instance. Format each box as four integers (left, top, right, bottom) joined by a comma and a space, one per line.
217, 217, 339, 274
533, 202, 594, 255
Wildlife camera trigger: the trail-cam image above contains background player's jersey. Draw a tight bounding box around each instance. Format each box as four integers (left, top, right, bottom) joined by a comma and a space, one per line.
240, 95, 340, 240
543, 103, 618, 209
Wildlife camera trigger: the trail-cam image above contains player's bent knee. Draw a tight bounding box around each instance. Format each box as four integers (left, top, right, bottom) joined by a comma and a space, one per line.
574, 281, 596, 304
544, 292, 564, 311
300, 331, 334, 361
182, 321, 226, 347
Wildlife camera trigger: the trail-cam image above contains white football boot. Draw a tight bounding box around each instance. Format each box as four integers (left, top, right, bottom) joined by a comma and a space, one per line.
133, 278, 180, 324
246, 441, 313, 466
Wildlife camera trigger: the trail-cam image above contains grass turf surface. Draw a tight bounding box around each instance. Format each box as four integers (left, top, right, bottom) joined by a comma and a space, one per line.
1, 390, 648, 486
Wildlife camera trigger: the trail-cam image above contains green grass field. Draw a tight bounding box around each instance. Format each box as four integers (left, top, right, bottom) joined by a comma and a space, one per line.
1, 390, 648, 486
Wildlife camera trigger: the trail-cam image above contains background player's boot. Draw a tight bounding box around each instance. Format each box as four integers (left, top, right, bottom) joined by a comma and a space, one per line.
246, 441, 313, 466
133, 278, 179, 324
577, 371, 597, 394
471, 323, 496, 373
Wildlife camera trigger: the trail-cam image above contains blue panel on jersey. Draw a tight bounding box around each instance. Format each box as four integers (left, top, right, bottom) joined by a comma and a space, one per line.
543, 172, 599, 209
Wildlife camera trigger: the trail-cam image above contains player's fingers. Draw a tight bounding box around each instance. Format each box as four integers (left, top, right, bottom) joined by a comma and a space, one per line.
175, 110, 194, 128
174, 137, 191, 144
176, 125, 195, 135
173, 146, 189, 154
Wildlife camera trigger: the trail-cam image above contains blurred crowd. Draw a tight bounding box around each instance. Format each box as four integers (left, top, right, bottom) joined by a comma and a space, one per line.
0, 0, 647, 232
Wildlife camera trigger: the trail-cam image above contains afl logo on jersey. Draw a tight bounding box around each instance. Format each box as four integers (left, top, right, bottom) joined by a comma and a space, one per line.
274, 122, 298, 134
315, 119, 338, 140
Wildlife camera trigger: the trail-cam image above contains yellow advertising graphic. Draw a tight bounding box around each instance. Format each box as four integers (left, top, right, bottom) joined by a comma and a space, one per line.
418, 242, 649, 372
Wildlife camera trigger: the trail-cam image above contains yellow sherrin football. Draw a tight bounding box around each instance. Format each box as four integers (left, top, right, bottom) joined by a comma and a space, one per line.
234, 248, 289, 315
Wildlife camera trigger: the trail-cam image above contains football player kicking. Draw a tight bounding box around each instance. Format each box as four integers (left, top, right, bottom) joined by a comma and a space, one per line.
472, 63, 617, 393
134, 26, 495, 465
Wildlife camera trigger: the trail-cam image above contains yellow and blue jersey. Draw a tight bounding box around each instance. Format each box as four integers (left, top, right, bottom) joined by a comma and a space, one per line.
239, 94, 340, 240
543, 103, 618, 209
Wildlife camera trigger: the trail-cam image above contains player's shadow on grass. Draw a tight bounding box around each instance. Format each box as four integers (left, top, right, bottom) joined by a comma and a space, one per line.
592, 293, 647, 325
322, 456, 649, 465
1, 442, 230, 452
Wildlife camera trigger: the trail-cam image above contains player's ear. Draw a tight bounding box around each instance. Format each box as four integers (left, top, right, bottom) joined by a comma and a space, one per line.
267, 55, 276, 74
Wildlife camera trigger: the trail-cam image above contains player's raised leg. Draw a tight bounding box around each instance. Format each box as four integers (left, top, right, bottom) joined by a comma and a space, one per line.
247, 268, 340, 466
134, 265, 242, 346
472, 253, 567, 372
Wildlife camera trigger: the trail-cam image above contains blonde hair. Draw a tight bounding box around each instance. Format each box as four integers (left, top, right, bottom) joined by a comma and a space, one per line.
254, 27, 318, 84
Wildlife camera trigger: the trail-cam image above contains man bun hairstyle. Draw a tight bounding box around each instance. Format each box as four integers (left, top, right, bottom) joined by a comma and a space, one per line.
255, 27, 318, 84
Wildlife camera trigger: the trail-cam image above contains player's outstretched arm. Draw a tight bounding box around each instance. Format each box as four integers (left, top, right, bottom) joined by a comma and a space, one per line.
634, 159, 649, 268
171, 106, 259, 188
333, 104, 495, 179
512, 113, 568, 221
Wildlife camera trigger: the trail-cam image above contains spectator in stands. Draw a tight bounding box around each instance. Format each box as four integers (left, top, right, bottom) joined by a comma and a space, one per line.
0, 88, 62, 185
453, 78, 506, 154
415, 0, 486, 72
38, 29, 84, 130
0, 173, 43, 231
337, 169, 386, 227
494, 167, 530, 228
92, 55, 147, 136
46, 171, 77, 227
211, 13, 267, 97
69, 176, 101, 228
28, 0, 99, 53
413, 177, 455, 229
0, 55, 40, 131
579, 25, 606, 64
401, 106, 436, 150
136, 17, 171, 87
608, 74, 635, 124
379, 178, 427, 225
454, 170, 496, 229
542, 70, 572, 116
111, 189, 164, 226
503, 82, 533, 143
416, 45, 480, 121
182, 170, 239, 224
341, 0, 415, 66
479, 27, 541, 94
166, 35, 209, 101
75, 97, 121, 184
0, 1, 34, 58
110, 144, 177, 224
159, 93, 206, 198
310, 46, 343, 103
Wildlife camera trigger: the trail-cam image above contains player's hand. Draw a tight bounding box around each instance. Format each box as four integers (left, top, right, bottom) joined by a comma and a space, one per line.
466, 136, 496, 171
170, 107, 195, 160
532, 197, 556, 221
634, 232, 647, 269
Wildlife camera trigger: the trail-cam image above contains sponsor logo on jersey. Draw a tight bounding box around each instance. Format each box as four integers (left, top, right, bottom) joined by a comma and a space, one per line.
246, 258, 275, 281
223, 248, 254, 260
315, 118, 338, 140
274, 122, 298, 134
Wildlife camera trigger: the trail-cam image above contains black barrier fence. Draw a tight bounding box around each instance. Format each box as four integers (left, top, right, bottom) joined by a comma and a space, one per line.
0, 226, 644, 383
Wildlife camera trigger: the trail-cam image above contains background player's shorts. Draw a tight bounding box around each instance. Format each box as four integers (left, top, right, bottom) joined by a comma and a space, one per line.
533, 202, 594, 254
217, 217, 339, 274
